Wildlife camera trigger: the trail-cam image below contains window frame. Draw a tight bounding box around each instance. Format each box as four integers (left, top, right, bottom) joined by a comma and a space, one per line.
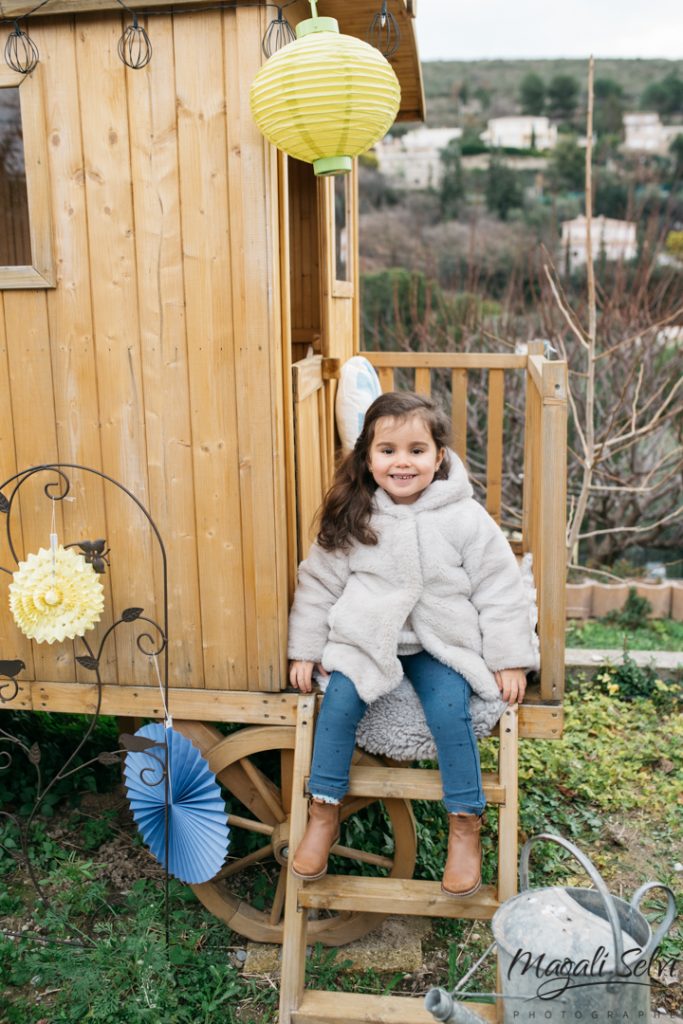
0, 67, 55, 289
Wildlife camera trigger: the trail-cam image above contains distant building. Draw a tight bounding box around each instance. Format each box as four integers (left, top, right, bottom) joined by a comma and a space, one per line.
480, 116, 557, 151
623, 113, 682, 155
560, 216, 637, 269
374, 127, 463, 190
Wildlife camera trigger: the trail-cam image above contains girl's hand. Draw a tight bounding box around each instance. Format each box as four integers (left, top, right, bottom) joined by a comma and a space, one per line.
289, 660, 329, 693
494, 668, 527, 705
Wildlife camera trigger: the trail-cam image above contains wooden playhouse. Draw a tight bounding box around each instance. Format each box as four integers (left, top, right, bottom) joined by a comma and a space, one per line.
0, 2, 567, 1020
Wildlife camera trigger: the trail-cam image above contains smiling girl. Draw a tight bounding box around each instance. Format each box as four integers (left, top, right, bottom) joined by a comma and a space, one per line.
287, 392, 539, 896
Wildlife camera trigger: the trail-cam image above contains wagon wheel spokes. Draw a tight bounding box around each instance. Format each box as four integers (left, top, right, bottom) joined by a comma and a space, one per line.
268, 865, 287, 926
340, 796, 376, 822
238, 756, 286, 824
214, 842, 274, 881
226, 813, 274, 837
331, 843, 394, 870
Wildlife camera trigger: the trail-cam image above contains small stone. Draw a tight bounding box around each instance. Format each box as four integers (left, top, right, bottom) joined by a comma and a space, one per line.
674, 862, 683, 873
234, 949, 247, 963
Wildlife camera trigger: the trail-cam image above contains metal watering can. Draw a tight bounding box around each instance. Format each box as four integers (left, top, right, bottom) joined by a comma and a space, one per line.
426, 833, 677, 1023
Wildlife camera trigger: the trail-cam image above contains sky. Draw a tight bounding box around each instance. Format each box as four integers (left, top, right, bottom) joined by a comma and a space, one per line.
414, 1, 683, 61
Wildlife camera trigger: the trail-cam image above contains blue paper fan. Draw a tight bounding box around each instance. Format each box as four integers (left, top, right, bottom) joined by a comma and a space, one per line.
123, 722, 230, 884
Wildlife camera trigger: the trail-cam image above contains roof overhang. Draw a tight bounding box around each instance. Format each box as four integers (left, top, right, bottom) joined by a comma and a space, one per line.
2, 0, 425, 122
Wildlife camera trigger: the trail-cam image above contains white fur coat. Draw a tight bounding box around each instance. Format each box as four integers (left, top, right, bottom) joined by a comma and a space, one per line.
288, 451, 540, 705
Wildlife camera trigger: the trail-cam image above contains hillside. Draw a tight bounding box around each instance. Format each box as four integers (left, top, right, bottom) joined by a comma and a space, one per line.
421, 58, 683, 125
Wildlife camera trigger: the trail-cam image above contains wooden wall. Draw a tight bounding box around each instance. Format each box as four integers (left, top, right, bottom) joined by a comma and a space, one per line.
0, 7, 288, 694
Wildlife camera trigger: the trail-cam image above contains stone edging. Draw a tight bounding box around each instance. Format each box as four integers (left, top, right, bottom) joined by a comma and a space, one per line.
566, 580, 683, 620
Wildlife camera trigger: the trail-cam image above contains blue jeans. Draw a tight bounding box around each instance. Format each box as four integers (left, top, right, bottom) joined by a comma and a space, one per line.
308, 651, 486, 815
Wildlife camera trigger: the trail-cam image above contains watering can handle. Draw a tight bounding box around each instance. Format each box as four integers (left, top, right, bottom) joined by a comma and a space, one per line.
630, 882, 677, 964
519, 833, 627, 976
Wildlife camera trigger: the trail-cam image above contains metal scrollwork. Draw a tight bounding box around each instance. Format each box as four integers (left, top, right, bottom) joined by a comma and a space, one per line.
0, 463, 171, 945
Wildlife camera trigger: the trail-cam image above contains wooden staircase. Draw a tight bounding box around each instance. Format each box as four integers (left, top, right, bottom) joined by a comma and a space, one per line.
279, 695, 519, 1023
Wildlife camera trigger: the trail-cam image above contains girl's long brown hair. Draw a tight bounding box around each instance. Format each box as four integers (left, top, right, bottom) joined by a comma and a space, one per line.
317, 392, 452, 551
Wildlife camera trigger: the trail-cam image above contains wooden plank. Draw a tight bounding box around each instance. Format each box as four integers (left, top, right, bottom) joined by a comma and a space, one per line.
294, 385, 324, 557
279, 696, 317, 1024
293, 991, 497, 1024
174, 8, 247, 690
225, 5, 285, 691
3, 0, 258, 12
298, 877, 499, 918
39, 18, 115, 684
2, 291, 73, 683
378, 367, 395, 392
0, 679, 564, 735
497, 706, 518, 904
538, 362, 568, 703
279, 155, 298, 603
362, 351, 526, 370
0, 268, 52, 289
486, 368, 504, 522
77, 13, 157, 687
293, 355, 323, 403
0, 294, 35, 682
125, 14, 204, 689
451, 368, 467, 464
414, 367, 431, 396
345, 765, 505, 804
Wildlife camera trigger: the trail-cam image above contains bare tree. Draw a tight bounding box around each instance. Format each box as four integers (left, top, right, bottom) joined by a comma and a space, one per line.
543, 58, 683, 568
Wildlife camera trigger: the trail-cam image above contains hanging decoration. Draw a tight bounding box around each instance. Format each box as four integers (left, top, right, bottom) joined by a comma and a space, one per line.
117, 12, 153, 70
250, 0, 401, 176
4, 21, 39, 74
262, 5, 296, 58
367, 1, 400, 58
124, 721, 230, 885
9, 541, 105, 645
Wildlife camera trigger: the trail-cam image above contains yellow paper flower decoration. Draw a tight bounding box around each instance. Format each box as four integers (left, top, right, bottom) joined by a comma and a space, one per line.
9, 545, 105, 644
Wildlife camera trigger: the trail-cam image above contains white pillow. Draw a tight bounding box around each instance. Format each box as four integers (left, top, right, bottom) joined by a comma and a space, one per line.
335, 356, 382, 453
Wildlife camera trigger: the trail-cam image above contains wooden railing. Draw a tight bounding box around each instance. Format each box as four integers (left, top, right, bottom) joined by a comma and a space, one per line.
359, 343, 568, 704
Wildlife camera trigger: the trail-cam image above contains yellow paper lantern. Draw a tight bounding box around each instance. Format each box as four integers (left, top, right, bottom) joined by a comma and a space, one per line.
250, 3, 401, 176
9, 545, 105, 645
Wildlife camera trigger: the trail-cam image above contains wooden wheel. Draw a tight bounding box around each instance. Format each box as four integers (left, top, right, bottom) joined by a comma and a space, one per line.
174, 721, 417, 946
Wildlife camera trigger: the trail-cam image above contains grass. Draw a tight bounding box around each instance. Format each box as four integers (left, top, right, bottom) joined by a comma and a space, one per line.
566, 617, 683, 651
1, 681, 681, 1021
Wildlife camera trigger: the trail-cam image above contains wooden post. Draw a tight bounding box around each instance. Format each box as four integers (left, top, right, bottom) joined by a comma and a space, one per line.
279, 694, 316, 1024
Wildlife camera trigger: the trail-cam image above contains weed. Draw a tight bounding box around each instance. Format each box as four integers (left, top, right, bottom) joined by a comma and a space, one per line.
603, 587, 653, 630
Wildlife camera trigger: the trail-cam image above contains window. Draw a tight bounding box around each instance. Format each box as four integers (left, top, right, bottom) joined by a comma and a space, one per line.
0, 87, 31, 266
0, 69, 54, 289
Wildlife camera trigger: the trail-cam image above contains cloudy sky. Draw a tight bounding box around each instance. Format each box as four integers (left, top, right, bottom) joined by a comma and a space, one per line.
414, 1, 683, 61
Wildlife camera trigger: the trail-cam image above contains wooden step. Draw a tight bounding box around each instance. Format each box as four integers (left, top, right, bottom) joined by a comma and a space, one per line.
344, 766, 505, 804
298, 876, 499, 919
292, 990, 497, 1023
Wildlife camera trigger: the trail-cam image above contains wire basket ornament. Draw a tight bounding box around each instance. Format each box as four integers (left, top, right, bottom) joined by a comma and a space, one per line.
118, 13, 152, 70
367, 1, 400, 58
4, 21, 40, 74
262, 5, 296, 58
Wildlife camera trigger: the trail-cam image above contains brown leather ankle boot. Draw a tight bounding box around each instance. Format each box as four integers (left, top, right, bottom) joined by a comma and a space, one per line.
441, 812, 483, 898
290, 798, 341, 881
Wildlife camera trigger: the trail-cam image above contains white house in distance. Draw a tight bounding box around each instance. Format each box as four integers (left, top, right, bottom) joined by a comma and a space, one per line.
374, 126, 463, 189
480, 116, 557, 150
561, 215, 637, 270
623, 113, 682, 155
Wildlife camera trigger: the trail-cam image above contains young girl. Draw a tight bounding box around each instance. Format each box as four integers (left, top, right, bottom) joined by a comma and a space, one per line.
288, 392, 539, 897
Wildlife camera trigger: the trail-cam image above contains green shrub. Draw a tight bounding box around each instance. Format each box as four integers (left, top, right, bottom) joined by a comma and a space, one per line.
602, 587, 652, 630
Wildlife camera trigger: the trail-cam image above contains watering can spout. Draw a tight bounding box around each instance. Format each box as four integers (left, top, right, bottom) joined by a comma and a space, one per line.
424, 989, 487, 1024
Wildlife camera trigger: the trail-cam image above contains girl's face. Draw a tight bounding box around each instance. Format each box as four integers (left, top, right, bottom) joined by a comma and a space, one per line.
367, 414, 445, 505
